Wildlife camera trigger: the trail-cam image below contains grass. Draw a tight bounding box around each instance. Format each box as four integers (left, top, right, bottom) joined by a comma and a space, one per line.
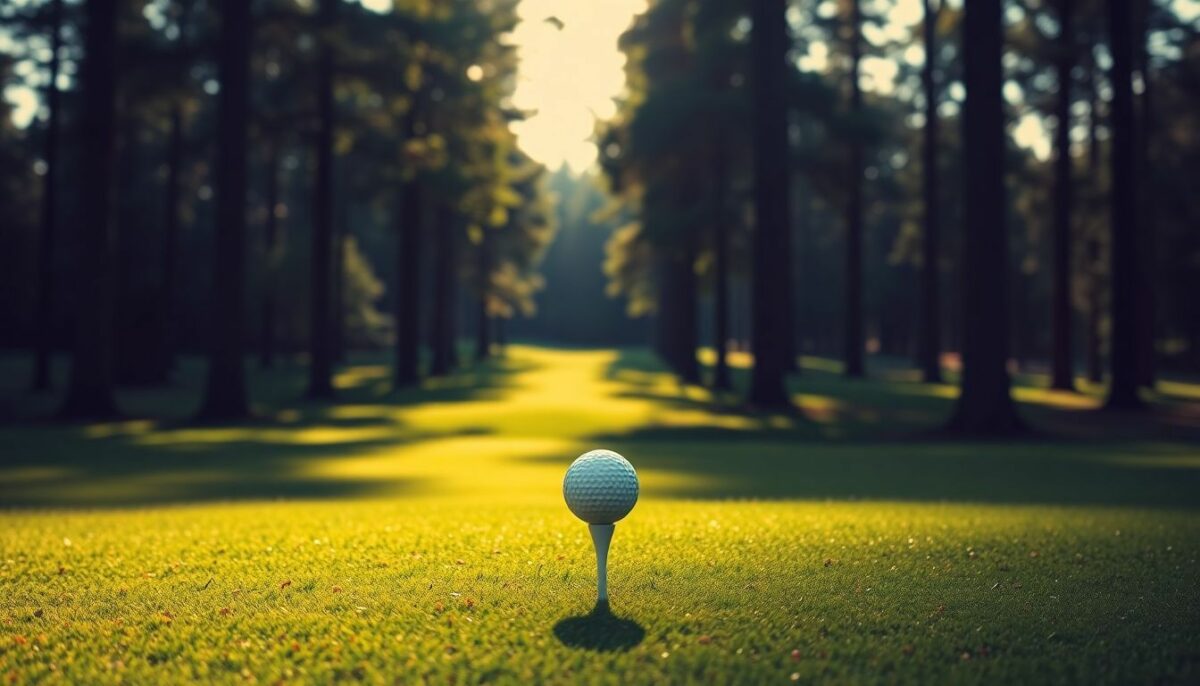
1, 346, 1199, 684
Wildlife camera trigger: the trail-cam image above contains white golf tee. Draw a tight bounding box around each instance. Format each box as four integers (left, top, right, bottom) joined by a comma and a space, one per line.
589, 523, 615, 602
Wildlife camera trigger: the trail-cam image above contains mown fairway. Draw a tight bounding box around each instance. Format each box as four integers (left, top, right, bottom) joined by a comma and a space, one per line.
2, 347, 1199, 684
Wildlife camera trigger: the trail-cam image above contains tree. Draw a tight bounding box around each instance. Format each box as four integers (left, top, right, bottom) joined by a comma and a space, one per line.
60, 0, 119, 420
307, 0, 338, 399
30, 0, 64, 392
1050, 0, 1076, 391
748, 0, 793, 408
1104, 0, 1143, 410
917, 0, 943, 384
843, 0, 865, 379
948, 0, 1021, 435
197, 0, 252, 421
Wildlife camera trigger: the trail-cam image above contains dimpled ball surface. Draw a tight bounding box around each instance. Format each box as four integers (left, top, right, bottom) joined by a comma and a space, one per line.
563, 449, 639, 524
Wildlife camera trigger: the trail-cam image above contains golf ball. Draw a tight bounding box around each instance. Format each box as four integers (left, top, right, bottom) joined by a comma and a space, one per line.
563, 449, 639, 524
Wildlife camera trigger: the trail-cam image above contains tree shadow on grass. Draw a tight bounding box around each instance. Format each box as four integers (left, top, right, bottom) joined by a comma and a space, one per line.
0, 352, 530, 507
553, 600, 645, 652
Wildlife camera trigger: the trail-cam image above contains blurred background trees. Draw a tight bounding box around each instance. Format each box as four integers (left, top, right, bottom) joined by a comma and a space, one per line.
0, 0, 1197, 427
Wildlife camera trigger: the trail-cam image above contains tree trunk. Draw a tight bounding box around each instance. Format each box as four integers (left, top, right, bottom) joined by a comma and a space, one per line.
843, 0, 865, 379
918, 0, 942, 384
475, 231, 492, 362
306, 0, 337, 399
160, 103, 184, 377
677, 234, 700, 384
196, 0, 252, 421
1104, 0, 1143, 410
1050, 0, 1076, 391
429, 204, 456, 377
260, 138, 282, 369
712, 141, 731, 392
393, 177, 422, 388
60, 0, 119, 420
31, 0, 64, 392
748, 0, 792, 408
948, 0, 1021, 435
1135, 0, 1155, 389
332, 195, 347, 364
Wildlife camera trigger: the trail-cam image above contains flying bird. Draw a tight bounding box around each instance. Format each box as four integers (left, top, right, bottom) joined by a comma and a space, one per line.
544, 16, 565, 31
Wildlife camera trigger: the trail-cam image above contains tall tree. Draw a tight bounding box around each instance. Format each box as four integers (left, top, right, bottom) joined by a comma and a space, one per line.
60, 0, 119, 420
1134, 0, 1156, 389
197, 0, 252, 420
948, 0, 1021, 434
1104, 0, 1143, 410
393, 157, 423, 388
917, 0, 942, 383
711, 138, 732, 391
748, 0, 793, 408
843, 0, 865, 379
31, 0, 64, 392
1050, 0, 1076, 391
259, 137, 283, 369
307, 0, 337, 399
428, 203, 457, 377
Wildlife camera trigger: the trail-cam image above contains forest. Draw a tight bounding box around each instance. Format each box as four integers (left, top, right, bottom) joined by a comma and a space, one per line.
0, 0, 1197, 433
1, 1, 1199, 684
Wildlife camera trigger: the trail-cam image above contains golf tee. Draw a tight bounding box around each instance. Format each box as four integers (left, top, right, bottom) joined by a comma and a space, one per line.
589, 523, 615, 602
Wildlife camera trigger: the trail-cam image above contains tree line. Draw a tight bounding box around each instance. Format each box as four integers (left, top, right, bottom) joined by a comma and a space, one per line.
0, 0, 555, 420
596, 0, 1198, 432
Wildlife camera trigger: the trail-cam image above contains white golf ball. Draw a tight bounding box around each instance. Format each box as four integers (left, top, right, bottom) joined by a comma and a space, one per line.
563, 449, 639, 524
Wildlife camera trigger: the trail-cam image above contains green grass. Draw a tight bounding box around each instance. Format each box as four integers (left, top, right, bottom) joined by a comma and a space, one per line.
1, 346, 1199, 684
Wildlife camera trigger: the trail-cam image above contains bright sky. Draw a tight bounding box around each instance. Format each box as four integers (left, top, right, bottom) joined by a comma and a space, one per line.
507, 0, 647, 171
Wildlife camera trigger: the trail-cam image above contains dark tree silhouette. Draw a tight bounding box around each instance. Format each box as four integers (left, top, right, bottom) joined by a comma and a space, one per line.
748, 0, 792, 408
60, 0, 119, 420
307, 0, 337, 399
429, 203, 457, 377
475, 231, 492, 362
948, 0, 1021, 435
393, 174, 423, 388
197, 0, 252, 421
259, 138, 283, 369
1104, 0, 1143, 410
1135, 0, 1156, 389
711, 139, 732, 391
1050, 0, 1076, 392
843, 0, 864, 379
31, 0, 64, 392
917, 0, 942, 384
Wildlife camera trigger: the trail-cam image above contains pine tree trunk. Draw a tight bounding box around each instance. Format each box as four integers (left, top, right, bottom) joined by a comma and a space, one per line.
260, 138, 282, 369
843, 0, 865, 379
332, 197, 347, 364
475, 232, 492, 362
160, 103, 184, 377
393, 177, 422, 388
1135, 0, 1155, 389
948, 0, 1021, 435
677, 234, 700, 385
60, 0, 119, 420
1050, 0, 1076, 391
31, 0, 64, 392
748, 0, 792, 408
197, 0, 252, 421
306, 0, 337, 399
1104, 0, 1143, 410
429, 205, 456, 377
712, 141, 731, 392
918, 0, 943, 384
